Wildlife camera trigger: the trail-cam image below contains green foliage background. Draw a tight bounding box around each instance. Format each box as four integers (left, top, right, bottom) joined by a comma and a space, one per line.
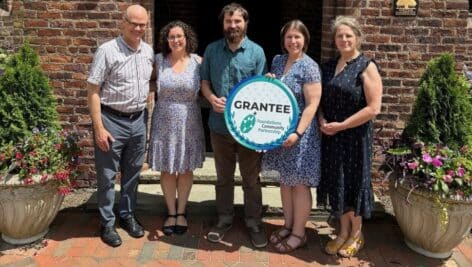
0, 43, 59, 144
403, 53, 472, 149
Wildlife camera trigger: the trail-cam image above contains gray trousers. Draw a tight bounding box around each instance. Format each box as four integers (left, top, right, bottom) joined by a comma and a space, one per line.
94, 110, 146, 227
210, 132, 263, 227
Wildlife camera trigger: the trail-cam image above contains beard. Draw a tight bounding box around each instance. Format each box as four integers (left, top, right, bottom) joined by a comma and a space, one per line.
224, 26, 247, 44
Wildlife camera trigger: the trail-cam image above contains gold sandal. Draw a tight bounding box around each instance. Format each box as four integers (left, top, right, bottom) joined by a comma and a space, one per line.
269, 226, 291, 244
324, 235, 347, 255
338, 233, 364, 257
273, 233, 307, 253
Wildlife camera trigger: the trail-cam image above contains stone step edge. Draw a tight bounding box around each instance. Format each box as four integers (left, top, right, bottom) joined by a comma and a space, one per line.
140, 169, 279, 185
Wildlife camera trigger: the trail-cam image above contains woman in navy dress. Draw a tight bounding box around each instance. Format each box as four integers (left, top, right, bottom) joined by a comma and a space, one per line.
262, 19, 322, 253
318, 16, 382, 257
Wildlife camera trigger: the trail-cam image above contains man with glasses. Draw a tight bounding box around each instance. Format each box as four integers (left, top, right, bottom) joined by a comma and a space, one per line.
87, 4, 154, 247
201, 3, 268, 248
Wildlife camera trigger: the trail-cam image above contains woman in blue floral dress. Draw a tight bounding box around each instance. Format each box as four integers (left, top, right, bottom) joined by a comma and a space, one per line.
148, 21, 205, 236
262, 20, 322, 253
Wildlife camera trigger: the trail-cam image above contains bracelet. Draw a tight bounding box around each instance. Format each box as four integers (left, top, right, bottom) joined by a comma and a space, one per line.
294, 130, 303, 138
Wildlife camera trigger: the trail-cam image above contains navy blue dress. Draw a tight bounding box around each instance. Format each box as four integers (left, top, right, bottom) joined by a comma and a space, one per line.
317, 55, 377, 218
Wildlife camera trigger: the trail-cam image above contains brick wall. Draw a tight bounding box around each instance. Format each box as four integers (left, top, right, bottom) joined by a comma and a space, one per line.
1, 0, 471, 190
321, 0, 472, 191
0, 0, 154, 187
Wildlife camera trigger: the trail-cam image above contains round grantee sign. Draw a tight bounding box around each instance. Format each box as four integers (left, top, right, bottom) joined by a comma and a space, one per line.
224, 75, 299, 151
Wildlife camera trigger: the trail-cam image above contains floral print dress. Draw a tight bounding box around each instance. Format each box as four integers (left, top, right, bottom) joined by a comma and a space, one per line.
148, 53, 205, 173
262, 53, 322, 187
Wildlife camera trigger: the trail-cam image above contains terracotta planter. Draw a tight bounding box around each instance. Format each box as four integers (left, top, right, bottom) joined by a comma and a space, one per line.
390, 180, 472, 259
0, 180, 64, 245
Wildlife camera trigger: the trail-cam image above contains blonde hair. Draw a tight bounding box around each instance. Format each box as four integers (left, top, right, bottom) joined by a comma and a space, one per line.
332, 16, 362, 49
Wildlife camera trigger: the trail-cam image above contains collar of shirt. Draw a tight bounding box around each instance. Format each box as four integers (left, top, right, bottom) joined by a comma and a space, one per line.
118, 35, 142, 53
222, 36, 248, 52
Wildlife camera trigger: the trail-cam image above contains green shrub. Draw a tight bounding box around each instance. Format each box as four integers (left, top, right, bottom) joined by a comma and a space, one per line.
0, 43, 59, 144
403, 53, 472, 149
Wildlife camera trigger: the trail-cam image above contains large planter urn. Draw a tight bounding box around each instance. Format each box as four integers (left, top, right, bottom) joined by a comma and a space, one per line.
0, 179, 64, 245
389, 180, 472, 259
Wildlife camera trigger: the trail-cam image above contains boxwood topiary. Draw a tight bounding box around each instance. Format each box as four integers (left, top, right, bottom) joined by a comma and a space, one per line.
0, 43, 59, 144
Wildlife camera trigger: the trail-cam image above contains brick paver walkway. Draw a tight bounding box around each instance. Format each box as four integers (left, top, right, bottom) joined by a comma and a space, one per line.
1, 211, 471, 266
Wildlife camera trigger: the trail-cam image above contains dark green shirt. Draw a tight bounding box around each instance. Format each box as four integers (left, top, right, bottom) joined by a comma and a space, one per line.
201, 37, 267, 135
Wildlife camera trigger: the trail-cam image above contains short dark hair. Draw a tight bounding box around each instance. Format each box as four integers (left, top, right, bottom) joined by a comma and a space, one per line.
219, 2, 249, 23
158, 20, 198, 56
280, 20, 310, 53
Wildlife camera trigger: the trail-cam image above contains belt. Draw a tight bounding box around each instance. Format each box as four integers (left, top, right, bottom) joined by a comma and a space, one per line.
101, 104, 143, 119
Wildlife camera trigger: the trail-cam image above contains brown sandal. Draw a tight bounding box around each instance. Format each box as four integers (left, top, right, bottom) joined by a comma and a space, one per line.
273, 233, 307, 253
269, 226, 291, 244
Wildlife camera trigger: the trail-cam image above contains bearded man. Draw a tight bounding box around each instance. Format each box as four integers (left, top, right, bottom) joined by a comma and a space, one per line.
200, 2, 268, 248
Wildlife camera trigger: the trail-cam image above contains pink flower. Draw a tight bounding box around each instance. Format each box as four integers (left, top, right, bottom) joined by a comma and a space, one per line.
40, 174, 48, 182
457, 167, 465, 177
0, 153, 5, 161
443, 174, 453, 183
407, 161, 418, 170
431, 156, 443, 167
422, 153, 432, 163
15, 152, 23, 160
58, 186, 71, 196
447, 170, 455, 176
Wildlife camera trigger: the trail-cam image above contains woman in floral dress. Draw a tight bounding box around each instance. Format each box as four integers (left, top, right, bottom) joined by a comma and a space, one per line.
148, 21, 205, 235
262, 19, 322, 253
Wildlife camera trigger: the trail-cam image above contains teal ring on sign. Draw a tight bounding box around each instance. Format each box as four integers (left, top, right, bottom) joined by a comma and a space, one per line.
224, 75, 300, 151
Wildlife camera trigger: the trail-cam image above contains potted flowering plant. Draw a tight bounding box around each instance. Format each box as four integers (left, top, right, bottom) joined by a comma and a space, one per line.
0, 43, 82, 245
385, 53, 472, 259
0, 128, 81, 194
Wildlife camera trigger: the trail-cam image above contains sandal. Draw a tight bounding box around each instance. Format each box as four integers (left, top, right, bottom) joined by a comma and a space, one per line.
338, 233, 364, 257
324, 235, 347, 255
269, 226, 292, 244
162, 214, 176, 236
273, 233, 307, 253
174, 213, 188, 235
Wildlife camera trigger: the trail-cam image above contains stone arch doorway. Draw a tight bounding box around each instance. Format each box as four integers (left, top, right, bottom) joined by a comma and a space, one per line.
153, 0, 322, 151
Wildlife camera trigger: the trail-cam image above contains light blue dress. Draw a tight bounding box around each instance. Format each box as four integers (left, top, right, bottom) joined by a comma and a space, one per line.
148, 53, 205, 173
262, 54, 321, 187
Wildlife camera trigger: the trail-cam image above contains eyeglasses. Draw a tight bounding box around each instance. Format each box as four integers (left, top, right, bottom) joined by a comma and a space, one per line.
124, 17, 147, 29
167, 35, 185, 41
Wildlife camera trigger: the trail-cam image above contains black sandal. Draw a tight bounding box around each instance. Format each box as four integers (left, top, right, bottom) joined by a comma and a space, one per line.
162, 214, 176, 236
174, 213, 188, 235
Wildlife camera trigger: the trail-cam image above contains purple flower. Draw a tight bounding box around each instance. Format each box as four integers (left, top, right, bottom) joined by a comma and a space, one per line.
457, 167, 465, 177
431, 156, 443, 167
422, 153, 432, 163
407, 161, 418, 170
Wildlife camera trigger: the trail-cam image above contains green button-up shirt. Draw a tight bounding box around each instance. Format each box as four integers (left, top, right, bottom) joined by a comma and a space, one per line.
201, 37, 267, 135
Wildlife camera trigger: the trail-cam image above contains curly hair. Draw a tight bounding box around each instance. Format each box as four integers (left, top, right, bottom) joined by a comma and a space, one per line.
158, 20, 198, 56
